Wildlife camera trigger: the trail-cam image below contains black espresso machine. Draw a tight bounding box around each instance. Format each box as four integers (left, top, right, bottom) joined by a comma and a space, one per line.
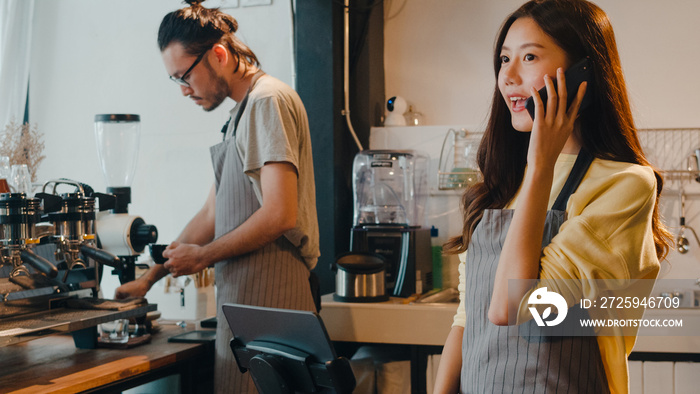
350, 150, 432, 297
0, 180, 157, 348
0, 181, 121, 317
0, 114, 159, 348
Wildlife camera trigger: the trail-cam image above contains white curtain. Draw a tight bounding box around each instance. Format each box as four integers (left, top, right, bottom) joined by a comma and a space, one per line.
0, 0, 34, 130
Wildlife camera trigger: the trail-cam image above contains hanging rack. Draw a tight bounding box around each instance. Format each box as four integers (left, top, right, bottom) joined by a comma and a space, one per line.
637, 128, 700, 187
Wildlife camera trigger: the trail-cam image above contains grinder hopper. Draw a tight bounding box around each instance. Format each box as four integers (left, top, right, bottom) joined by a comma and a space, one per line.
94, 114, 140, 190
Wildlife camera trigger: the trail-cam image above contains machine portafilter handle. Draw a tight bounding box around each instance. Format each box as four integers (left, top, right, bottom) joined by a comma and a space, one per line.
80, 244, 121, 268
20, 249, 58, 278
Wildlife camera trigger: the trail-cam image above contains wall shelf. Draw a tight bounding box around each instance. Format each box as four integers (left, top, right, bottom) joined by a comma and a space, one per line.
638, 128, 700, 187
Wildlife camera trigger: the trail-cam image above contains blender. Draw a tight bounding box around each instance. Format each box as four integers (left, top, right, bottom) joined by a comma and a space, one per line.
93, 114, 158, 284
349, 150, 433, 297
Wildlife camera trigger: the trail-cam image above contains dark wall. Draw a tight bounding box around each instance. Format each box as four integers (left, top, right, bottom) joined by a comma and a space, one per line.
295, 0, 385, 294
348, 1, 386, 140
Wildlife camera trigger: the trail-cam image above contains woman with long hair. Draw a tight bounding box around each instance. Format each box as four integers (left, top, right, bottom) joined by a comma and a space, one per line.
433, 1, 671, 392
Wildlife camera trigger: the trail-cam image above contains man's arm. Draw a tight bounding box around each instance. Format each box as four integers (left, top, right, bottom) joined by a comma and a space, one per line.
162, 161, 298, 277
115, 184, 217, 299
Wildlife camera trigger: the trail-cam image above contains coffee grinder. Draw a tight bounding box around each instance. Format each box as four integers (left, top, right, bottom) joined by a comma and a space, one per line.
93, 114, 158, 284
350, 150, 432, 297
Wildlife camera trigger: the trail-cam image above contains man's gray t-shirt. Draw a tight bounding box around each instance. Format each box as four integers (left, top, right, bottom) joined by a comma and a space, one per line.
224, 74, 319, 269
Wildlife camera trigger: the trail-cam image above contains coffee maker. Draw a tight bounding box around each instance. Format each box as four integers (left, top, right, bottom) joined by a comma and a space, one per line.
350, 150, 432, 297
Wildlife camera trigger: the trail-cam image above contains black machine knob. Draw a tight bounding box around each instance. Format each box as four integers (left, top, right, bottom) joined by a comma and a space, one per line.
130, 219, 158, 253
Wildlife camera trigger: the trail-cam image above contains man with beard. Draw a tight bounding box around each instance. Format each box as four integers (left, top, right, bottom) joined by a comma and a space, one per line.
115, 1, 319, 392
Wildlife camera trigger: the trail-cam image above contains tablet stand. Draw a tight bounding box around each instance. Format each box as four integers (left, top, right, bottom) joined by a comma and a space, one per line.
230, 338, 355, 394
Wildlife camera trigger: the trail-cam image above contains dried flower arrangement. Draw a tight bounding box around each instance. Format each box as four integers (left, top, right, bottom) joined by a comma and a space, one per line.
0, 121, 46, 182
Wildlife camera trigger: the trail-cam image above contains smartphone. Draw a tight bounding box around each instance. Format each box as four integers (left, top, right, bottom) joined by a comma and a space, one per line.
525, 57, 593, 120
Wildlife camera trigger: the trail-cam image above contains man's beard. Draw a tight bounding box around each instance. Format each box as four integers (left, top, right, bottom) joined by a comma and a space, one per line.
202, 73, 229, 112
200, 60, 230, 112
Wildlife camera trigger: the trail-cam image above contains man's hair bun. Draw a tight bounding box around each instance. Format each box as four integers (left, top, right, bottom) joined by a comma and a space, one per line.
184, 0, 205, 6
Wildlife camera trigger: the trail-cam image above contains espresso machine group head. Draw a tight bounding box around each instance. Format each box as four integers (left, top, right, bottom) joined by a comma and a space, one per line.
0, 192, 58, 281
36, 179, 123, 275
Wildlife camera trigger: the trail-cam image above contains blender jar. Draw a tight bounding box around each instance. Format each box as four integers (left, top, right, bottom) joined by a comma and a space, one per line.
352, 150, 428, 227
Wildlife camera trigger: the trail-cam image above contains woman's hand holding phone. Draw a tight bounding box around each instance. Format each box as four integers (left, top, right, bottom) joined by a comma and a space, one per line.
527, 67, 588, 170
525, 57, 593, 119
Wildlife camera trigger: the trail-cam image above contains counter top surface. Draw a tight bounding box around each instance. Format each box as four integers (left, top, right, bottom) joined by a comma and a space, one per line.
0, 304, 157, 347
0, 323, 213, 393
321, 294, 700, 354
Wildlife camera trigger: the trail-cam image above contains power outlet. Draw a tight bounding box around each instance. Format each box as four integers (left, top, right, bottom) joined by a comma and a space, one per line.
209, 0, 239, 8
241, 0, 272, 6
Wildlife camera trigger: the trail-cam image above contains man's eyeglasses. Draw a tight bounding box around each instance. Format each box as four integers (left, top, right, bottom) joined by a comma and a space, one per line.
170, 49, 208, 87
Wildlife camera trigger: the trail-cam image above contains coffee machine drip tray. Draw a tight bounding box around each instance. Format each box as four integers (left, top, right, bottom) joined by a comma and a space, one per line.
350, 226, 432, 298
0, 302, 156, 347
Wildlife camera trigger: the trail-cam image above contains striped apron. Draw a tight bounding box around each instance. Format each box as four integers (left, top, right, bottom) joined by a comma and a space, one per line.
460, 151, 610, 393
210, 103, 316, 393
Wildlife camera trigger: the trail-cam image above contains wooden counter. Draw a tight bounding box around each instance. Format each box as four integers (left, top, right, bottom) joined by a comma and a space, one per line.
0, 324, 214, 393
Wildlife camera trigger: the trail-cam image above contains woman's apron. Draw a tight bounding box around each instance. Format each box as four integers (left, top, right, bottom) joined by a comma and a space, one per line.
210, 84, 316, 393
460, 150, 610, 393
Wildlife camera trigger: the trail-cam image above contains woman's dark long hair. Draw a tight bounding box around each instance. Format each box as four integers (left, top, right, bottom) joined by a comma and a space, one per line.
444, 0, 672, 260
157, 0, 259, 72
